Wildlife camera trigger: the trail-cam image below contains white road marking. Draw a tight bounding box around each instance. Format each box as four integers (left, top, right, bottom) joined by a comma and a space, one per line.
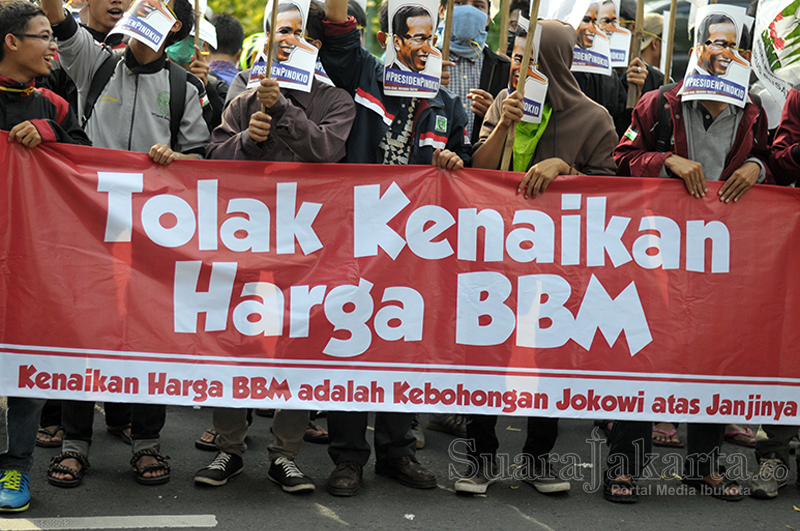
314, 503, 349, 526
506, 505, 556, 531
0, 515, 217, 530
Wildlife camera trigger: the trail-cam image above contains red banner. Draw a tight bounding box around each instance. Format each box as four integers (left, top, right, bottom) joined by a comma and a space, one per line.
2, 135, 800, 424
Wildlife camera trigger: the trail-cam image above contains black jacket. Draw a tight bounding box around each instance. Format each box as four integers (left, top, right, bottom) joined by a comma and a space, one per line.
0, 75, 91, 145
472, 47, 510, 146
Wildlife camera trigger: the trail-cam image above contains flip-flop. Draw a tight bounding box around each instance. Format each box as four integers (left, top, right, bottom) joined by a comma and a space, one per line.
603, 478, 638, 503
652, 427, 684, 448
303, 422, 329, 444
107, 424, 132, 445
195, 428, 218, 451
682, 476, 744, 502
724, 426, 756, 448
36, 425, 64, 448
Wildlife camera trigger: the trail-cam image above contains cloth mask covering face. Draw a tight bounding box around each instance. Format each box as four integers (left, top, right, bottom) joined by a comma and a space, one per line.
438, 4, 488, 60
166, 37, 195, 65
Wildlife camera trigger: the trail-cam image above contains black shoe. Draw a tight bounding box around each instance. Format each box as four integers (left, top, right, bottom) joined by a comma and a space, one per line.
375, 455, 436, 489
194, 452, 243, 486
327, 461, 363, 497
268, 457, 315, 493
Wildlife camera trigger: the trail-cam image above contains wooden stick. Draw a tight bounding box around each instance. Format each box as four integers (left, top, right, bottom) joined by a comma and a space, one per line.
663, 0, 677, 86
194, 0, 201, 48
497, 0, 510, 55
500, 0, 540, 171
441, 0, 455, 60
262, 0, 280, 113
625, 0, 645, 109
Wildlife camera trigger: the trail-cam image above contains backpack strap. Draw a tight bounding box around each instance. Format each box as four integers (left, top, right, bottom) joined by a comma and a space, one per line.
82, 52, 122, 128
655, 82, 677, 153
166, 61, 187, 151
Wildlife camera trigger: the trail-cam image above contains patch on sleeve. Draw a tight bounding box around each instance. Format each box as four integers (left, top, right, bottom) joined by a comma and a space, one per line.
435, 115, 447, 133
623, 126, 638, 141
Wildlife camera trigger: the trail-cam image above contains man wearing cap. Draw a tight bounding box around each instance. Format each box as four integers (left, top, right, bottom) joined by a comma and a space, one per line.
622, 12, 665, 96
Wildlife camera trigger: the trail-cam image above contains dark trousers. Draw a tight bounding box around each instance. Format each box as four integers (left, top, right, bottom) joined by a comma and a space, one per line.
62, 400, 165, 455
327, 411, 416, 466
466, 414, 559, 459
606, 421, 725, 480
41, 400, 131, 428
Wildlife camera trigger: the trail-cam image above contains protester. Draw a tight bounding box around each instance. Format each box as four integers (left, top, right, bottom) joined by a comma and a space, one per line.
194, 3, 354, 492
607, 9, 769, 503
0, 0, 91, 512
458, 19, 617, 495
315, 0, 469, 496
622, 13, 665, 96
40, 0, 210, 487
206, 12, 243, 86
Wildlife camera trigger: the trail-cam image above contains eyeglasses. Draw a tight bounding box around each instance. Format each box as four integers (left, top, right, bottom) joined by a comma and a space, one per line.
401, 33, 433, 45
13, 33, 57, 44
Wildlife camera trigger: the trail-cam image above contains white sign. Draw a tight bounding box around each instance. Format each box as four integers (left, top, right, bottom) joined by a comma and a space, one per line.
384, 0, 442, 98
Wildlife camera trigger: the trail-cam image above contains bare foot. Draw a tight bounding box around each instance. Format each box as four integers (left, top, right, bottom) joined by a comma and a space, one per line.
136, 455, 168, 479
37, 425, 64, 446
49, 457, 81, 481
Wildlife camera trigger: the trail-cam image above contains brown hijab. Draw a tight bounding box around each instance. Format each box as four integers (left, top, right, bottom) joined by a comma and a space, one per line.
478, 20, 618, 175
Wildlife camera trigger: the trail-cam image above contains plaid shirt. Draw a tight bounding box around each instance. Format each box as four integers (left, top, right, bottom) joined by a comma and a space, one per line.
448, 52, 484, 139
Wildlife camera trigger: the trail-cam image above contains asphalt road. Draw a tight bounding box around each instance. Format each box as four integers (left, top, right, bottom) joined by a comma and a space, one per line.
2, 403, 800, 530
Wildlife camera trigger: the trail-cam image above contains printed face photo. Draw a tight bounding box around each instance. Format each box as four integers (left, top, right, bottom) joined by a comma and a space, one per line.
577, 4, 601, 49
392, 10, 438, 72
509, 34, 545, 90
598, 0, 624, 35
698, 19, 746, 76
274, 6, 314, 62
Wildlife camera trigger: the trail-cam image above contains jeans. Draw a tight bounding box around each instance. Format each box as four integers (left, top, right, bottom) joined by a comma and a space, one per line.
0, 397, 46, 473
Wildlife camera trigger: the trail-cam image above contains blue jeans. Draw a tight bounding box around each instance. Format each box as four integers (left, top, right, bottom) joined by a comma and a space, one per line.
0, 397, 46, 474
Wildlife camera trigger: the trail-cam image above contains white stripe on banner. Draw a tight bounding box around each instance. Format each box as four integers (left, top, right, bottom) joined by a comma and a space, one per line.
0, 515, 217, 530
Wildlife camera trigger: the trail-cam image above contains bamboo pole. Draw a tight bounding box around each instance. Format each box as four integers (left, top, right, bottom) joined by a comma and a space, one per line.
626, 0, 645, 108
441, 0, 455, 60
194, 0, 201, 47
262, 0, 280, 113
497, 0, 510, 55
500, 0, 540, 171
663, 0, 677, 86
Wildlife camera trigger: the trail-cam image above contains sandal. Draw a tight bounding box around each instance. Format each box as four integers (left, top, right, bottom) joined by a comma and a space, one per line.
107, 424, 132, 445
682, 475, 744, 502
195, 428, 218, 451
652, 423, 684, 448
724, 425, 756, 448
603, 477, 638, 503
47, 451, 89, 488
36, 425, 64, 448
131, 449, 171, 486
303, 422, 329, 444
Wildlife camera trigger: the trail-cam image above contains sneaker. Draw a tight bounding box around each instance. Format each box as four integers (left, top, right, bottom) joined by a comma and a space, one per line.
426, 414, 467, 438
524, 462, 570, 494
750, 457, 787, 498
268, 457, 315, 493
454, 460, 498, 494
411, 414, 425, 449
0, 470, 31, 512
194, 451, 243, 486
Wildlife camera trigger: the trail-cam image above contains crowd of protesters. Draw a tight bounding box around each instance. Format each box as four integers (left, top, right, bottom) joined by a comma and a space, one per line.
0, 0, 799, 513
